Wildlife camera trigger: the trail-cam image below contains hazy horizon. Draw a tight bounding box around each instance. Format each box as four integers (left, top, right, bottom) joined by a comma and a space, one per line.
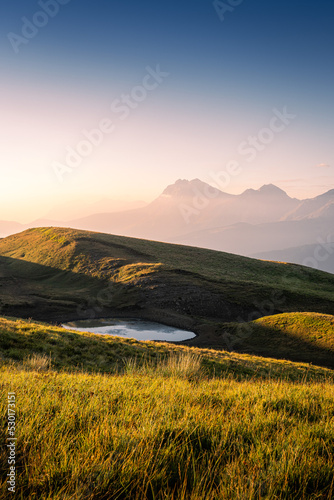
3, 178, 334, 225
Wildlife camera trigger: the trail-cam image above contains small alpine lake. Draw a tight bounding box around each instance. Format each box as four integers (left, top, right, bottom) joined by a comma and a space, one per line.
63, 318, 196, 342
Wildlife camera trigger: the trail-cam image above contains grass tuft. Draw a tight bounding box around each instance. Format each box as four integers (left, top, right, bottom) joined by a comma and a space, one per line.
24, 352, 52, 372
161, 351, 203, 379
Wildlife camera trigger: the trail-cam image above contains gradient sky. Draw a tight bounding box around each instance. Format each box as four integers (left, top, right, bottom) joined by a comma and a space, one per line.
1, 0, 334, 222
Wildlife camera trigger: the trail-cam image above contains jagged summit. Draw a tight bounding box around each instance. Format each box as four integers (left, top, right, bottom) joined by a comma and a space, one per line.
258, 184, 288, 195
163, 180, 289, 198
162, 178, 228, 198
242, 184, 289, 198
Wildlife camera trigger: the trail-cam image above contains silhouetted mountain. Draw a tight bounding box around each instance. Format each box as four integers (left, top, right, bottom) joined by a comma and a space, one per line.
283, 189, 334, 221
69, 179, 232, 239
241, 184, 290, 199
162, 178, 231, 199
69, 179, 301, 239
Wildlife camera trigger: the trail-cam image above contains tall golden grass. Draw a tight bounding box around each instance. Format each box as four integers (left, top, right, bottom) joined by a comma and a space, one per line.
1, 354, 334, 499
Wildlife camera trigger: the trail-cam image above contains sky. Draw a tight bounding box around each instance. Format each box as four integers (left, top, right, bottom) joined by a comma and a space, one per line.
1, 0, 334, 222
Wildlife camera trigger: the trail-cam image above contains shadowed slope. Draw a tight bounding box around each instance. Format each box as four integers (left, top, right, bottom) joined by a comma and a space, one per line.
192, 312, 334, 369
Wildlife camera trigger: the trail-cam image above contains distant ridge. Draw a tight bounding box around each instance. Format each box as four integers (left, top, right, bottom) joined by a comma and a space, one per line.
162, 178, 232, 199
283, 189, 334, 221
66, 179, 301, 239
241, 183, 292, 198
1, 179, 333, 274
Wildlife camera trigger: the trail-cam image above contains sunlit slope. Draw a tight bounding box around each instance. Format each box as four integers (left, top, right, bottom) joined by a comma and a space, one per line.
256, 312, 334, 345
1, 316, 333, 381
0, 227, 334, 327
212, 312, 334, 369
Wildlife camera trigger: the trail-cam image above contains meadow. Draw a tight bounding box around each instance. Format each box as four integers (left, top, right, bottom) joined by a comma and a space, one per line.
1, 227, 334, 327
1, 229, 334, 498
1, 317, 334, 499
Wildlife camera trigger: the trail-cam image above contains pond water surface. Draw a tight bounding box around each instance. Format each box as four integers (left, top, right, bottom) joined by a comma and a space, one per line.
63, 318, 196, 342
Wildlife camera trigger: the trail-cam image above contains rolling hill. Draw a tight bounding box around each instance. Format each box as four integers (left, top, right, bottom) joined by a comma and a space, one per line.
1, 227, 334, 367
210, 312, 334, 369
3, 315, 333, 380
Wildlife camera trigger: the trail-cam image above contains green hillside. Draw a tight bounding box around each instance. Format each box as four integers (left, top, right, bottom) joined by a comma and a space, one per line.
1, 227, 334, 368
1, 317, 334, 499
207, 312, 334, 369
1, 316, 332, 381
1, 227, 334, 327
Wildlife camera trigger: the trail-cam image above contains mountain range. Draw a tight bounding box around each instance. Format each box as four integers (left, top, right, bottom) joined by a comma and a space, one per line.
1, 179, 333, 273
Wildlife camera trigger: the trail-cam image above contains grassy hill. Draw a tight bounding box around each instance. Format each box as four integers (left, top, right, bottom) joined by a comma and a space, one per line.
1, 227, 334, 367
204, 312, 334, 369
1, 227, 334, 323
1, 317, 334, 499
1, 316, 332, 381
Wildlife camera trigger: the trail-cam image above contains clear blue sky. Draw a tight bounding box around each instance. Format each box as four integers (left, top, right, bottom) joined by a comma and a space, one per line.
1, 0, 334, 221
